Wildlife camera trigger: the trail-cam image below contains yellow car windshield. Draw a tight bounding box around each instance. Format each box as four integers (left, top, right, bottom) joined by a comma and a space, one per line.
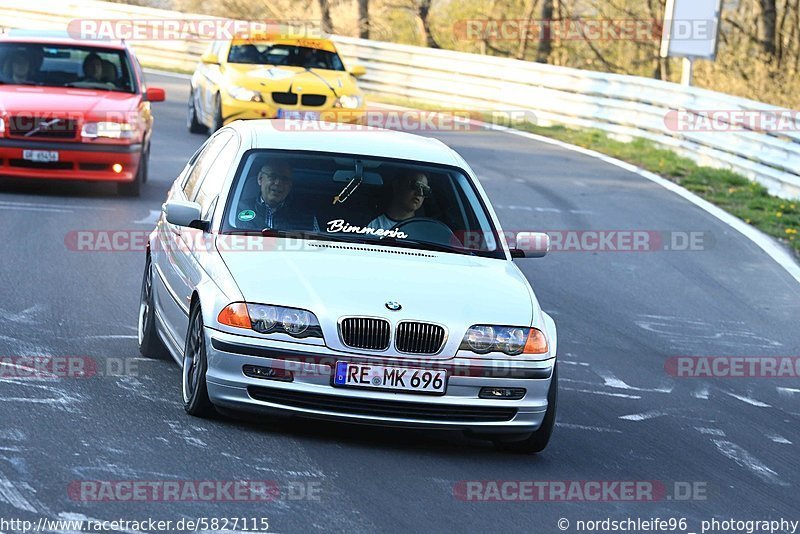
227, 43, 345, 71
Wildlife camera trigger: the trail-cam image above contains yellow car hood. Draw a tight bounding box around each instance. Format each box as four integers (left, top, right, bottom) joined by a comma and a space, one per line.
224, 64, 359, 96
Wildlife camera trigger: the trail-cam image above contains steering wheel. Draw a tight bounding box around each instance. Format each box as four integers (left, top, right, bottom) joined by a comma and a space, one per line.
389, 217, 461, 246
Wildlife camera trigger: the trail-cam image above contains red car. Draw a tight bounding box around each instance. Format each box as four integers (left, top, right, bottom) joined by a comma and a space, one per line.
0, 31, 165, 196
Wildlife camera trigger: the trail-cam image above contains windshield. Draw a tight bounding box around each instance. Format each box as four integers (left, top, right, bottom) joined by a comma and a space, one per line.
227, 43, 345, 71
221, 150, 504, 259
0, 43, 136, 93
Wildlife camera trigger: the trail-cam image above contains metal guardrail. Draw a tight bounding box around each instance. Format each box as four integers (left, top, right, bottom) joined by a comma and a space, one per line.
1, 0, 799, 199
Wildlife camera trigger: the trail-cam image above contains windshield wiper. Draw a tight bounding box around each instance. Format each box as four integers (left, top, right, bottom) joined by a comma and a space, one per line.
379, 236, 475, 256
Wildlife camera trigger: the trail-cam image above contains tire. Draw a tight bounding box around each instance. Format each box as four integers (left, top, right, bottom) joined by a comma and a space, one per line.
182, 304, 216, 417
493, 364, 558, 454
137, 255, 168, 359
117, 151, 144, 197
140, 144, 150, 183
212, 93, 224, 132
187, 88, 206, 134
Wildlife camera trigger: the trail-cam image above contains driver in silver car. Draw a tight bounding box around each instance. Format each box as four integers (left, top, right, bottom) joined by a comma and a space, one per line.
367, 170, 430, 231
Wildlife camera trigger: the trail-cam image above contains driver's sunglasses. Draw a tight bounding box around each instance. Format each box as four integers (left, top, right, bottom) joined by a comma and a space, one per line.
407, 181, 432, 197
260, 172, 291, 183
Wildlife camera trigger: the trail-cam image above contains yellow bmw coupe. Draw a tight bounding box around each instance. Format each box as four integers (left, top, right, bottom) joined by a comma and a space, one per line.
188, 36, 366, 133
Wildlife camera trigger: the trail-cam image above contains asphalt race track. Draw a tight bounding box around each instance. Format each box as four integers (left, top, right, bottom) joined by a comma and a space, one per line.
0, 72, 798, 532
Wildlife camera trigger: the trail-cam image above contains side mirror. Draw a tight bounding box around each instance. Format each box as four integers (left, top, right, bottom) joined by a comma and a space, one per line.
349, 64, 366, 77
201, 52, 220, 65
510, 232, 550, 258
164, 200, 207, 230
145, 87, 165, 102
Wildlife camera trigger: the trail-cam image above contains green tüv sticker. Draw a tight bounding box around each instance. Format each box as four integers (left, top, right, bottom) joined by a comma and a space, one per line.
238, 209, 256, 222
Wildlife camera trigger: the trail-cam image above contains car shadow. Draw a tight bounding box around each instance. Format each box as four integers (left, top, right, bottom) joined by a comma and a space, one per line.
210, 406, 546, 459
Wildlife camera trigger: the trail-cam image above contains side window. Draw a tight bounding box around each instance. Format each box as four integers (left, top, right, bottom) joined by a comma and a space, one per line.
195, 136, 238, 214
182, 132, 233, 200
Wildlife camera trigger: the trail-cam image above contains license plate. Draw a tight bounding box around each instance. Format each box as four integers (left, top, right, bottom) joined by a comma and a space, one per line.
277, 109, 319, 120
23, 150, 59, 162
333, 361, 447, 394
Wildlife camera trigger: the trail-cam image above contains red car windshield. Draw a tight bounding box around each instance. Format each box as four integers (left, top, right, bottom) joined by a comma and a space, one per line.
0, 42, 136, 93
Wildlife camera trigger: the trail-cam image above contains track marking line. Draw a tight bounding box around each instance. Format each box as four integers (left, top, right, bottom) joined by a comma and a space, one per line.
724, 391, 771, 407
619, 409, 669, 421
557, 422, 622, 433
711, 439, 787, 486
694, 427, 726, 436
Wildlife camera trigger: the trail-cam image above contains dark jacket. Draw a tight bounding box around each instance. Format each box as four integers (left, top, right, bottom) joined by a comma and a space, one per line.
237, 192, 317, 232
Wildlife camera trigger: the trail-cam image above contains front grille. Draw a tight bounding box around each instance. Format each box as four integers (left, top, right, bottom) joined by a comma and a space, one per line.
248, 387, 517, 423
7, 116, 77, 139
9, 159, 72, 170
272, 92, 298, 105
78, 163, 108, 171
395, 321, 446, 354
300, 94, 326, 106
340, 317, 390, 351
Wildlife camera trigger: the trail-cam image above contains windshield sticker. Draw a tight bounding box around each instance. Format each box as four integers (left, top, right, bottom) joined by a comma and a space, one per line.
238, 209, 256, 222
326, 219, 408, 239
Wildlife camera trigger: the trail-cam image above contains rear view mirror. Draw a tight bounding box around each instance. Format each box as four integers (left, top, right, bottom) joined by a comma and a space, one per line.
145, 87, 166, 102
511, 232, 550, 258
349, 64, 366, 77
332, 169, 383, 185
201, 52, 220, 64
164, 200, 207, 230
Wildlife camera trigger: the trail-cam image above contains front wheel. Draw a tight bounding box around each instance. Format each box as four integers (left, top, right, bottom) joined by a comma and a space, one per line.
182, 304, 216, 417
493, 364, 558, 454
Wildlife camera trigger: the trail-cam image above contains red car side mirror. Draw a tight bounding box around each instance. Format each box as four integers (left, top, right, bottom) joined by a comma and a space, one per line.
145, 87, 166, 102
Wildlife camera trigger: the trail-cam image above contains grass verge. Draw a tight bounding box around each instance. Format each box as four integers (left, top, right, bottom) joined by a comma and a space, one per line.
369, 93, 799, 258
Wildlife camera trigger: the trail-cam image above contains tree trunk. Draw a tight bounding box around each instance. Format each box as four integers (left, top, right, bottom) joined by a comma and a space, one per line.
317, 0, 334, 34
417, 0, 440, 48
758, 0, 777, 57
358, 0, 370, 39
536, 0, 554, 63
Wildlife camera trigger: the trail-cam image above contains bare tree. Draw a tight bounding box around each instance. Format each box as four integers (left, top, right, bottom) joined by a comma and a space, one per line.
416, 0, 439, 48
536, 0, 554, 63
358, 0, 370, 38
318, 0, 334, 34
758, 0, 777, 57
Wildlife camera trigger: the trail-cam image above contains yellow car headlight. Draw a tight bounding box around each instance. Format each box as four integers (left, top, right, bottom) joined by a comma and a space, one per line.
228, 85, 264, 103
335, 95, 363, 109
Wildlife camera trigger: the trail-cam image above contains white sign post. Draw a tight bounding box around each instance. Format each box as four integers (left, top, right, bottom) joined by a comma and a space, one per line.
659, 0, 722, 86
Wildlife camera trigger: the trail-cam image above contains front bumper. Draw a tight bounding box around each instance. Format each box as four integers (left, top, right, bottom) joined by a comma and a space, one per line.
205, 329, 555, 433
0, 139, 141, 182
221, 94, 365, 125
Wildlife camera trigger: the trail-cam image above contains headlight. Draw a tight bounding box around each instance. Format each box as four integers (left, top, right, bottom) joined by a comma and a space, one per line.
81, 121, 134, 139
217, 302, 323, 339
459, 325, 548, 356
228, 86, 263, 103
335, 95, 363, 109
